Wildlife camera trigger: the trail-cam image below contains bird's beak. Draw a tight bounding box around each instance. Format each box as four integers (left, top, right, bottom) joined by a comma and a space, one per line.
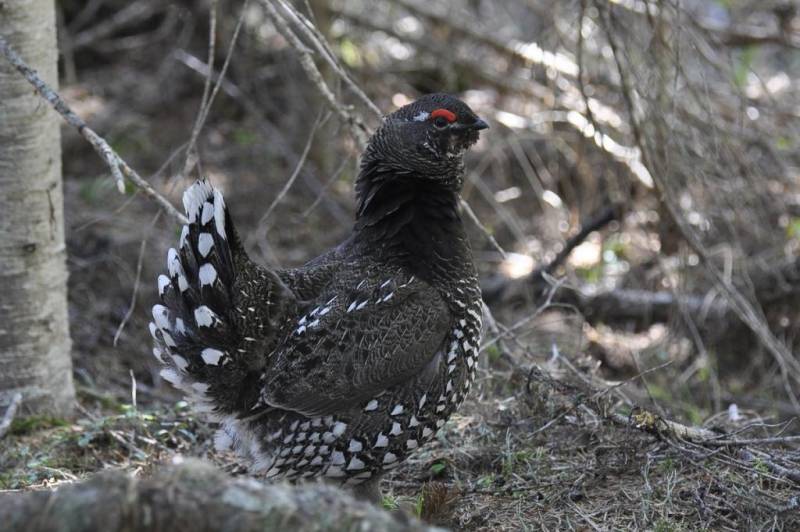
471, 118, 489, 131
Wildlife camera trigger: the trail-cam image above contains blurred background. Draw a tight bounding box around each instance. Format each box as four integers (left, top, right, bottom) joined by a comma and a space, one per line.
60, 0, 800, 422
17, 0, 800, 527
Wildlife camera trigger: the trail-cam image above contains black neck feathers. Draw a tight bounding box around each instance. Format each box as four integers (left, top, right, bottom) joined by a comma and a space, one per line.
353, 165, 469, 283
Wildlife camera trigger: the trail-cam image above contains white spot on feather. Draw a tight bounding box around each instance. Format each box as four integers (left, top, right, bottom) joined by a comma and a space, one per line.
199, 263, 217, 286
213, 189, 227, 239
374, 433, 388, 447
412, 111, 430, 122
152, 305, 170, 330
194, 306, 215, 327
179, 225, 189, 248
158, 275, 170, 295
390, 404, 404, 416
201, 202, 214, 225
172, 355, 189, 371
383, 452, 397, 464
160, 368, 181, 385
332, 422, 347, 437
325, 466, 345, 478
348, 439, 363, 453
198, 233, 213, 257
364, 399, 378, 411
347, 457, 366, 470
389, 422, 402, 436
201, 348, 224, 365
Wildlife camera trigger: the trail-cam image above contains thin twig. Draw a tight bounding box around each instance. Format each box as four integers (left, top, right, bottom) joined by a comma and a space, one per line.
460, 199, 506, 258
180, 0, 250, 180
260, 0, 370, 147
113, 212, 161, 346
275, 0, 382, 119
259, 109, 328, 225
182, 0, 219, 175
530, 204, 619, 288
0, 35, 187, 224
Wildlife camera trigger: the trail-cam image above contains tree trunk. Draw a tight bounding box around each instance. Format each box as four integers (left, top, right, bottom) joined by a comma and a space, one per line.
0, 0, 75, 416
0, 460, 438, 532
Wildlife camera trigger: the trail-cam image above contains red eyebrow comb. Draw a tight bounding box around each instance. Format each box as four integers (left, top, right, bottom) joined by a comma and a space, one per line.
430, 108, 457, 122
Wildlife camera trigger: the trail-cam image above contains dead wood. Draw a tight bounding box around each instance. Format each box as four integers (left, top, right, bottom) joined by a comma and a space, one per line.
0, 459, 437, 532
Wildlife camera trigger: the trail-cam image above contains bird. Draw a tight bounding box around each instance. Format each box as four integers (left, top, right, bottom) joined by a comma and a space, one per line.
148, 93, 489, 500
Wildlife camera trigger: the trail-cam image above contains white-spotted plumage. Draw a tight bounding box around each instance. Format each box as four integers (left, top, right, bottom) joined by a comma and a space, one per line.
197, 233, 214, 257
199, 263, 217, 286
201, 348, 224, 365
194, 305, 216, 327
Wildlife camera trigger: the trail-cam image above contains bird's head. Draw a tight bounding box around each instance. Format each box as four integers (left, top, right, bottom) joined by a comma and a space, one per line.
361, 93, 488, 185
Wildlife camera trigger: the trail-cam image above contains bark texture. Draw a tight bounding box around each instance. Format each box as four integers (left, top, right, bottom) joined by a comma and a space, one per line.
0, 460, 440, 532
0, 0, 75, 415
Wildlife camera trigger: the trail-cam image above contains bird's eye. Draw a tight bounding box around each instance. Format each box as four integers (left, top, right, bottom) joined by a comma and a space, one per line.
430, 108, 457, 129
433, 116, 449, 129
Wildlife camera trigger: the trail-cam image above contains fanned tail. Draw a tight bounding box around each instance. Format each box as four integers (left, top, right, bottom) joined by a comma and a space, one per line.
148, 180, 247, 420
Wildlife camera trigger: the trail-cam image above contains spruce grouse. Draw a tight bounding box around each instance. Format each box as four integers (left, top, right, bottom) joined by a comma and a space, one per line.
149, 93, 488, 498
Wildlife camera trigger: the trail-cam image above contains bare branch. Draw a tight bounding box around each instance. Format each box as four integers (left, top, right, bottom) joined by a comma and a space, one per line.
0, 35, 187, 224
260, 0, 370, 147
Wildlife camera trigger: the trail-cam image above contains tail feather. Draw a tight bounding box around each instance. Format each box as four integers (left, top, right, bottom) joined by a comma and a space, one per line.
149, 179, 299, 455
149, 179, 243, 419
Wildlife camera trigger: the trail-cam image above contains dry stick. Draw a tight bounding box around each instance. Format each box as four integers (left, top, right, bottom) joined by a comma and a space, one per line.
67, 2, 163, 52
0, 393, 22, 440
0, 36, 187, 224
597, 3, 800, 407
459, 199, 507, 258
181, 0, 249, 181
260, 0, 370, 147
529, 204, 619, 288
276, 0, 382, 119
181, 0, 219, 175
259, 110, 328, 225
113, 212, 161, 346
392, 0, 581, 80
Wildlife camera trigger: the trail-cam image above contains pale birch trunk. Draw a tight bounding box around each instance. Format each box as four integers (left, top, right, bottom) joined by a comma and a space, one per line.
0, 0, 75, 415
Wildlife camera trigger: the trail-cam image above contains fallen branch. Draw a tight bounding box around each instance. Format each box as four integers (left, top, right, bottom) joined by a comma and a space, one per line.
529, 204, 620, 289
0, 459, 436, 532
0, 35, 187, 225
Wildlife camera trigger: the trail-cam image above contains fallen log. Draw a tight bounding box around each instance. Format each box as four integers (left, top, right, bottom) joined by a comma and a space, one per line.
0, 459, 438, 532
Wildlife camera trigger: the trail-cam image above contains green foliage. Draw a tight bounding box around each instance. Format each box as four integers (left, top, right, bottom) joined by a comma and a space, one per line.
9, 415, 69, 436
380, 493, 399, 511
787, 217, 800, 239
733, 46, 757, 88
233, 128, 257, 146
338, 39, 363, 68
429, 461, 447, 476
485, 343, 502, 365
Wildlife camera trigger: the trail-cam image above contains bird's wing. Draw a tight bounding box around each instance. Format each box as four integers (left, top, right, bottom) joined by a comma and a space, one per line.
260, 274, 451, 417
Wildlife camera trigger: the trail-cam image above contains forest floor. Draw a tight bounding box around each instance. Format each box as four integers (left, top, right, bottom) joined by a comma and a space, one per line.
3, 25, 800, 532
